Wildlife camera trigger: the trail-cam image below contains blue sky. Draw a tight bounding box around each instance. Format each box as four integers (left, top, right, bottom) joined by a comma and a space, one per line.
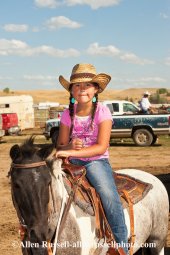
0, 0, 170, 91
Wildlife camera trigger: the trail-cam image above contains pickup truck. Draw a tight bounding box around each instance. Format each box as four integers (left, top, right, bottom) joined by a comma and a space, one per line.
0, 113, 21, 135
43, 100, 170, 146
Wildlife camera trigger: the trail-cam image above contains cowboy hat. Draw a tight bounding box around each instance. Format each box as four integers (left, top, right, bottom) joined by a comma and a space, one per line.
59, 63, 111, 93
143, 91, 151, 96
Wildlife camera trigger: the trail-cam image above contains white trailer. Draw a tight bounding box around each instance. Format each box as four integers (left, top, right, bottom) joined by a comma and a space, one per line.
0, 95, 34, 130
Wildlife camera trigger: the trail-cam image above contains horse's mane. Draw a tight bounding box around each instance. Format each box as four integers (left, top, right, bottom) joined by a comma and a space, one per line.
20, 136, 38, 157
19, 136, 62, 177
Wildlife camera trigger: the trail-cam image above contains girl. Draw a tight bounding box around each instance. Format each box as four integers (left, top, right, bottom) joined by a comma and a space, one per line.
56, 63, 128, 254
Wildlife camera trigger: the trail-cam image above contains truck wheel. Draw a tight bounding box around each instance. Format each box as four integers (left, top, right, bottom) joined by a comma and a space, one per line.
51, 130, 59, 146
151, 135, 158, 145
133, 129, 153, 146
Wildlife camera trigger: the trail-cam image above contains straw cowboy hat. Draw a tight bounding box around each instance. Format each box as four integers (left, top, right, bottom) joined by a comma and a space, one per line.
143, 91, 151, 96
59, 63, 111, 93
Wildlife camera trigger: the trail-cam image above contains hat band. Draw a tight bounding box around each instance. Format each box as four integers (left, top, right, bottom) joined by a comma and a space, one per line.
70, 73, 95, 81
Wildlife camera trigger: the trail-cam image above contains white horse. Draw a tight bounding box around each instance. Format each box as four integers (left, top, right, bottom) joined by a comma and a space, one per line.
50, 159, 169, 255
10, 140, 169, 255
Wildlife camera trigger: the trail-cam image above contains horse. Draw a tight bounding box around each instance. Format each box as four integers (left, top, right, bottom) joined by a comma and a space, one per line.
9, 137, 169, 255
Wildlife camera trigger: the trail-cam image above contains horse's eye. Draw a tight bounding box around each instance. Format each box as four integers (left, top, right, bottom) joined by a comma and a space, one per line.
14, 183, 20, 189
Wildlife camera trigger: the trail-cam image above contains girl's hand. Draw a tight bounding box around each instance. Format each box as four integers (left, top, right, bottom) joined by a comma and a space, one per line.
56, 150, 73, 158
70, 138, 84, 150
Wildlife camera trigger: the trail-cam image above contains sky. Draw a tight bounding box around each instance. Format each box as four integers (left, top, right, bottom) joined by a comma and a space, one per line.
0, 0, 170, 91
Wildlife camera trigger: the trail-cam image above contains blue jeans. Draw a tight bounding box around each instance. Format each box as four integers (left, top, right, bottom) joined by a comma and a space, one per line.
70, 158, 128, 254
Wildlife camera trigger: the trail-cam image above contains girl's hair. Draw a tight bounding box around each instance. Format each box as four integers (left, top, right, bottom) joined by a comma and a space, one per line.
68, 83, 99, 137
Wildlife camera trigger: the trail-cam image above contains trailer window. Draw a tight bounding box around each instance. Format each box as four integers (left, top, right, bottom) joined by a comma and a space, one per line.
0, 104, 10, 108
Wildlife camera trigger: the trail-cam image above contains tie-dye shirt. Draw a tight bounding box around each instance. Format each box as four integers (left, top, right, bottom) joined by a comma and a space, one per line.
60, 103, 112, 161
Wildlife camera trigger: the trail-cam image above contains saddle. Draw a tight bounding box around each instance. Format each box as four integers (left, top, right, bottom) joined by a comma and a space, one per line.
60, 158, 153, 255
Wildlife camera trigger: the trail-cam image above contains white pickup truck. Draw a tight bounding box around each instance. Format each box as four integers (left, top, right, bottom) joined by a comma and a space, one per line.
102, 100, 141, 115
43, 100, 170, 146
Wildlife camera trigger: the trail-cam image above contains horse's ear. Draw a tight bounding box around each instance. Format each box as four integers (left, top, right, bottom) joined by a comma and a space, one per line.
37, 144, 54, 160
10, 144, 21, 160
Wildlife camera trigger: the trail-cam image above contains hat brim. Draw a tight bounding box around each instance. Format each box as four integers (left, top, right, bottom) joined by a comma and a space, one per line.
59, 73, 111, 93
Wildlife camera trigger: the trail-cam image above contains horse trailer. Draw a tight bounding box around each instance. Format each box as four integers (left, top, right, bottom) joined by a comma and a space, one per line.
0, 95, 34, 130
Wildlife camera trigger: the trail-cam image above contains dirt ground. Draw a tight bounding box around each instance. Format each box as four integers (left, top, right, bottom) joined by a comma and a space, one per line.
0, 135, 170, 255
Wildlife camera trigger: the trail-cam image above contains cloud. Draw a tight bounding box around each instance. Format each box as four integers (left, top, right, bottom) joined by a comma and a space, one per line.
120, 52, 154, 65
0, 76, 12, 80
111, 76, 166, 87
165, 57, 170, 66
45, 16, 82, 30
66, 0, 121, 9
3, 24, 28, 32
0, 39, 80, 57
35, 0, 60, 8
87, 42, 154, 65
23, 75, 56, 81
87, 42, 120, 56
34, 0, 121, 9
160, 12, 169, 19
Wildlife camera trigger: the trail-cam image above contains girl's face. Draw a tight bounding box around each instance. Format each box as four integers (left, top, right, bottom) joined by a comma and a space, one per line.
71, 82, 98, 104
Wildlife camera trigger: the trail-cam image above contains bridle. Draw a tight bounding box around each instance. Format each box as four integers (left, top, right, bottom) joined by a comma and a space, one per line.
10, 161, 48, 238
10, 160, 54, 254
10, 161, 47, 222
11, 161, 47, 169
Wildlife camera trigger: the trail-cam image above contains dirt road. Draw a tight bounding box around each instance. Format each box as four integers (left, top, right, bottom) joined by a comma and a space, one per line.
0, 135, 169, 254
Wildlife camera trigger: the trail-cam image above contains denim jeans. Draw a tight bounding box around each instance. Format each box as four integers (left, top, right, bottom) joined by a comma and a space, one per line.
70, 158, 128, 254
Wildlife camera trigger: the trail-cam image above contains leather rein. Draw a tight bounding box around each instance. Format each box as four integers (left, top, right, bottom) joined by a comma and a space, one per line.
11, 161, 47, 169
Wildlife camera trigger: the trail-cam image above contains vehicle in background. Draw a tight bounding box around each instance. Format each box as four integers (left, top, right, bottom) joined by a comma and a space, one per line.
102, 100, 140, 115
0, 95, 34, 131
1, 113, 20, 135
111, 114, 170, 146
43, 100, 170, 146
0, 115, 5, 140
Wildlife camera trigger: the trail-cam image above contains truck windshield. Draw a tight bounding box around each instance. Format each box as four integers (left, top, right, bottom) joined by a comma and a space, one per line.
123, 103, 139, 113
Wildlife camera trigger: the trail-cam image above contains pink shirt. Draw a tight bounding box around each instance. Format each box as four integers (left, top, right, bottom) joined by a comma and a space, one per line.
60, 103, 112, 161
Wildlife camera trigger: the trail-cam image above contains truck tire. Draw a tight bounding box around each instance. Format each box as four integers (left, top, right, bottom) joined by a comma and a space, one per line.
132, 129, 153, 146
51, 129, 59, 146
151, 135, 158, 145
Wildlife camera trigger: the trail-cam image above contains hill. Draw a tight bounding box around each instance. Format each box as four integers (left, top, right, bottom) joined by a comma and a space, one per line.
0, 88, 159, 104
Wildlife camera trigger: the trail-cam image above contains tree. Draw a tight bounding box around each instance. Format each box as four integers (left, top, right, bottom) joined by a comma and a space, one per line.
157, 88, 168, 94
3, 87, 10, 93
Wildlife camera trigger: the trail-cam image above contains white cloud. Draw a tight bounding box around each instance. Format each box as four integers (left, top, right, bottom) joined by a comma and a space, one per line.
45, 16, 82, 30
165, 57, 170, 66
66, 0, 121, 9
23, 75, 56, 81
34, 0, 121, 9
160, 12, 169, 19
3, 24, 28, 32
0, 76, 12, 80
111, 76, 166, 87
87, 42, 120, 56
120, 52, 154, 65
0, 39, 80, 58
87, 42, 154, 65
35, 0, 60, 8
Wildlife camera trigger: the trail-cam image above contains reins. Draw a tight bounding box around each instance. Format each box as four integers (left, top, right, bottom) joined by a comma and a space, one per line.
11, 161, 47, 169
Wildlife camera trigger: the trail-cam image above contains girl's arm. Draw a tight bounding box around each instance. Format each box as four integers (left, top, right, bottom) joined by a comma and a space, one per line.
56, 123, 70, 150
56, 119, 112, 158
57, 123, 83, 150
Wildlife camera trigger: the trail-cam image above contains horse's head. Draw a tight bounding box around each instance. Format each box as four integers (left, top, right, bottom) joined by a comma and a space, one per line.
9, 137, 54, 254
